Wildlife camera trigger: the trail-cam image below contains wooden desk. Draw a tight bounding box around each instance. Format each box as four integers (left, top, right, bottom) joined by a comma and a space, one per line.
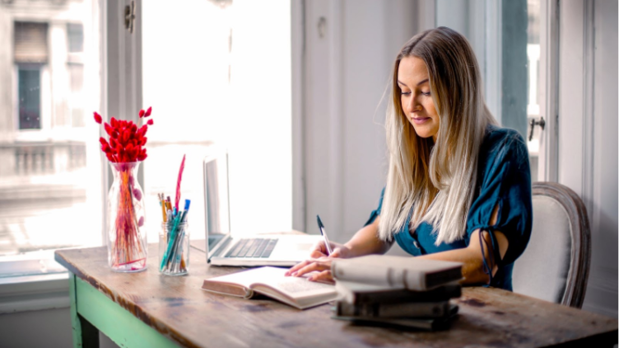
55, 244, 617, 348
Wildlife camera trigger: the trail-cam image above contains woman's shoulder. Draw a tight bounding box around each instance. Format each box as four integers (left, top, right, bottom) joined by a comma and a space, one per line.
480, 125, 529, 164
482, 125, 527, 153
484, 124, 526, 145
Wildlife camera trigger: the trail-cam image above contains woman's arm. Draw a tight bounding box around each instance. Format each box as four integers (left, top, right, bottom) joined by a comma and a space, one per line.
285, 217, 391, 281
288, 204, 508, 285
343, 216, 392, 257
418, 229, 509, 285
420, 203, 509, 285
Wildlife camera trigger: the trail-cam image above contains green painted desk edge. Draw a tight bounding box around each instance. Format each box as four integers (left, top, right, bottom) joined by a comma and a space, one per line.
69, 272, 181, 348
56, 248, 196, 348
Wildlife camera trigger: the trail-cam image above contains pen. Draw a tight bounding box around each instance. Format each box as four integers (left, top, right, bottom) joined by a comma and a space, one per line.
316, 215, 333, 256
159, 193, 167, 222
181, 199, 191, 222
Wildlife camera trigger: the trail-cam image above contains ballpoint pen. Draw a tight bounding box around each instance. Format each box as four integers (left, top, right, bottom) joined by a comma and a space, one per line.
316, 215, 334, 256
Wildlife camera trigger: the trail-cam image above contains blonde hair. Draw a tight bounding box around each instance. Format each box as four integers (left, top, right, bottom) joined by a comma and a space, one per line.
378, 27, 497, 245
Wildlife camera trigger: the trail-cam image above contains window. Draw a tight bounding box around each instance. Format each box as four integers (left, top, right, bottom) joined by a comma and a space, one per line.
0, 1, 102, 278
67, 23, 84, 53
436, 0, 540, 181
526, 0, 541, 182
17, 66, 42, 130
0, 0, 293, 282
141, 0, 293, 240
14, 22, 48, 130
141, 0, 234, 243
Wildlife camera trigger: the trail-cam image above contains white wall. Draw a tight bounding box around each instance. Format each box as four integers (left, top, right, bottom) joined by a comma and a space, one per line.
0, 307, 118, 348
586, 0, 617, 318
557, 0, 618, 318
301, 0, 416, 250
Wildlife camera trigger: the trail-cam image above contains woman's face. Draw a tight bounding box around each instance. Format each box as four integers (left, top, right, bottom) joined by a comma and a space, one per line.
397, 56, 439, 142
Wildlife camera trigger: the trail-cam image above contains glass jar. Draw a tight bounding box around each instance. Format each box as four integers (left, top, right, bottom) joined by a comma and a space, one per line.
107, 161, 147, 272
159, 221, 190, 276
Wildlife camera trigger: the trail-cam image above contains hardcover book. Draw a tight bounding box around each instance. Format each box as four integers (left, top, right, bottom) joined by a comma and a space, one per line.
331, 312, 457, 331
335, 300, 457, 318
201, 266, 338, 310
331, 255, 463, 291
335, 280, 462, 305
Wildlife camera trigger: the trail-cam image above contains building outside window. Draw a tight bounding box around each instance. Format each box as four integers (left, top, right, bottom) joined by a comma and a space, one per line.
0, 0, 101, 277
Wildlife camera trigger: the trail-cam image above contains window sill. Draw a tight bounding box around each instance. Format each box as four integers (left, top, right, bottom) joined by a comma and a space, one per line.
0, 272, 70, 314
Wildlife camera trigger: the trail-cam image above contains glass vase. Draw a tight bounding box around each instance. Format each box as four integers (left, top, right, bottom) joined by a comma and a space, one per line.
107, 161, 147, 272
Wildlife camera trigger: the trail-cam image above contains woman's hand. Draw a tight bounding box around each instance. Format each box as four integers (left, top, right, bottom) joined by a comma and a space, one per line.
285, 257, 335, 283
308, 240, 351, 259
284, 240, 351, 283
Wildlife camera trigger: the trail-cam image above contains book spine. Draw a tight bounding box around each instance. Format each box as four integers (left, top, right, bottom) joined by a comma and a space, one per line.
336, 301, 451, 318
348, 286, 462, 305
332, 263, 392, 286
402, 269, 425, 290
333, 264, 427, 290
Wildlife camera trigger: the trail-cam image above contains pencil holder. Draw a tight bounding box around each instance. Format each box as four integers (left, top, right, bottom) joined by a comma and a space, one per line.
159, 221, 190, 276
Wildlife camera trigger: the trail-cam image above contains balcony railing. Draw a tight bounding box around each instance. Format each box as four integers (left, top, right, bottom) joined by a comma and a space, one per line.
0, 141, 86, 177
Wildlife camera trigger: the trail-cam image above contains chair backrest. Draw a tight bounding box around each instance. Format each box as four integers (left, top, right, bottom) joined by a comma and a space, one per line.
512, 182, 591, 308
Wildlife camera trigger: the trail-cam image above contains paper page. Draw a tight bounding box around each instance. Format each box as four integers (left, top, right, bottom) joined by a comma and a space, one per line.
203, 267, 281, 293
251, 267, 337, 309
204, 266, 337, 309
243, 267, 329, 295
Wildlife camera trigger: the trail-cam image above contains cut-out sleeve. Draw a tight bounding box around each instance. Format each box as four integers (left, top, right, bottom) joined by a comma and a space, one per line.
364, 188, 385, 226
466, 129, 533, 266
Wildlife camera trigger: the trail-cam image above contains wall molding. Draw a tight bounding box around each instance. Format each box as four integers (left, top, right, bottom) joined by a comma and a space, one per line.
0, 273, 69, 314
327, 0, 344, 237
581, 0, 595, 215
539, 0, 560, 182
291, 0, 306, 232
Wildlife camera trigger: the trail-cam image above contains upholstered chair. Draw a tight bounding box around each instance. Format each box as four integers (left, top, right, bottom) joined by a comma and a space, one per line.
512, 182, 591, 308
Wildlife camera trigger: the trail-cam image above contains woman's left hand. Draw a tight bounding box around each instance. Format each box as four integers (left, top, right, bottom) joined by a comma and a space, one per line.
285, 257, 335, 283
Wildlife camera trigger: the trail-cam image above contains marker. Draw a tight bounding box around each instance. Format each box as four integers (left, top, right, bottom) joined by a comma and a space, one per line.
316, 215, 333, 256
181, 199, 191, 222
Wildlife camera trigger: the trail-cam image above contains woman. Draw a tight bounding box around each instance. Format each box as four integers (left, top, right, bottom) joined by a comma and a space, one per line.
286, 27, 532, 291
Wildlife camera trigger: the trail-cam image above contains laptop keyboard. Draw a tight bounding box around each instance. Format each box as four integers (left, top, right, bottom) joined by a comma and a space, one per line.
223, 238, 278, 258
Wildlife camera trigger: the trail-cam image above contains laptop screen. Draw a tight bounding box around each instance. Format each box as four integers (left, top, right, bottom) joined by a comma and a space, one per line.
203, 150, 231, 260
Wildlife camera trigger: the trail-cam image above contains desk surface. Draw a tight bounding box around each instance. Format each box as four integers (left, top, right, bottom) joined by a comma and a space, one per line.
55, 244, 617, 348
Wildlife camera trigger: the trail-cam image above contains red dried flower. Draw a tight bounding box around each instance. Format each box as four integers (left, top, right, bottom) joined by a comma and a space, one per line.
147, 119, 153, 126
139, 109, 145, 118
104, 123, 113, 136
93, 108, 154, 162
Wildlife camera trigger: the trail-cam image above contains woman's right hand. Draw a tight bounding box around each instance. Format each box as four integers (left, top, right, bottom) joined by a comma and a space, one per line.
283, 241, 352, 282
309, 240, 351, 259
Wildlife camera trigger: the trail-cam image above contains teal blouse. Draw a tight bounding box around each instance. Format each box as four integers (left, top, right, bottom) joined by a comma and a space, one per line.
365, 125, 533, 291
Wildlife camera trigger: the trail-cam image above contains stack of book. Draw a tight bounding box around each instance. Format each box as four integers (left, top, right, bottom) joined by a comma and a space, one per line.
330, 255, 463, 331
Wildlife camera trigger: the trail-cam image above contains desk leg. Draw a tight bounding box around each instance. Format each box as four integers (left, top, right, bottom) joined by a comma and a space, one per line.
69, 272, 100, 348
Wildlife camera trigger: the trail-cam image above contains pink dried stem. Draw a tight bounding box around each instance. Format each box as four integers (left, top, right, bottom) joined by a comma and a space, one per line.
112, 164, 146, 267
174, 155, 186, 212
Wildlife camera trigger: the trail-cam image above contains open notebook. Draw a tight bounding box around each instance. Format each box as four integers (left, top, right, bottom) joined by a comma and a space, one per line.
201, 266, 338, 309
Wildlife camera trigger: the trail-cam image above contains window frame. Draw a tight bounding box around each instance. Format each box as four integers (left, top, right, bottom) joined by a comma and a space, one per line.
0, 0, 139, 312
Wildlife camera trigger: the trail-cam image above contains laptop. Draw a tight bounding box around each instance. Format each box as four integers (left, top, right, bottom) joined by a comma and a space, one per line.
202, 150, 321, 267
